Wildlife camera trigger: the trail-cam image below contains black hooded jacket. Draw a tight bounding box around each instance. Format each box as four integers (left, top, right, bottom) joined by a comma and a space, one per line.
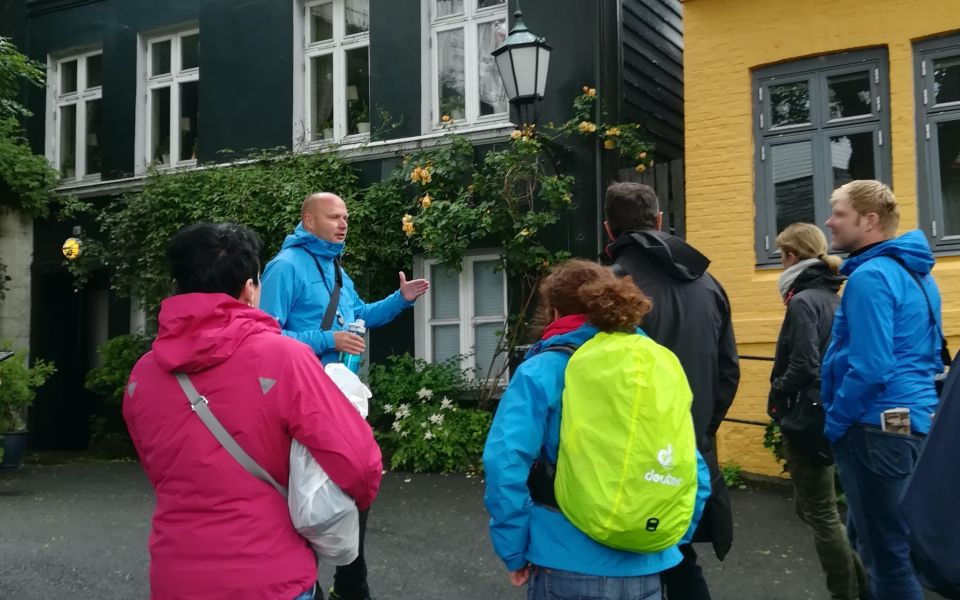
768, 260, 845, 418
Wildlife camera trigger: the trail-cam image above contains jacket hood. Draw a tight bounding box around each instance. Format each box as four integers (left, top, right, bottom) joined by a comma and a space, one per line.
790, 260, 846, 296
152, 293, 281, 373
607, 230, 710, 281
525, 323, 600, 359
279, 222, 345, 259
842, 230, 934, 276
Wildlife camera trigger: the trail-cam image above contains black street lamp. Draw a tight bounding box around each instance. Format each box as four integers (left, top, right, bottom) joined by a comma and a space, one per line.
492, 7, 552, 125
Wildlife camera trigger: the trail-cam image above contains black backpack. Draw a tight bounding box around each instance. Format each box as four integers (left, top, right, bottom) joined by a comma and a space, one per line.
900, 349, 960, 599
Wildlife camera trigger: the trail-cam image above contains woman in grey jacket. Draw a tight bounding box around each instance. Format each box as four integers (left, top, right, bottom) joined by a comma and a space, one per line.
768, 223, 866, 600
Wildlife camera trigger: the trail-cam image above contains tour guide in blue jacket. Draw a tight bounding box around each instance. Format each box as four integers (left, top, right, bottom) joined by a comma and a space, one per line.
483, 323, 711, 580
260, 192, 429, 366
820, 229, 943, 443
260, 192, 429, 600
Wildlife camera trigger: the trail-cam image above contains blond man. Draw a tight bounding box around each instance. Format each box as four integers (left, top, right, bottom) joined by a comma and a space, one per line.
822, 180, 944, 600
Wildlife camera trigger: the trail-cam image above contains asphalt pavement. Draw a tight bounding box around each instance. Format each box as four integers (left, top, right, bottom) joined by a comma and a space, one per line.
0, 461, 945, 599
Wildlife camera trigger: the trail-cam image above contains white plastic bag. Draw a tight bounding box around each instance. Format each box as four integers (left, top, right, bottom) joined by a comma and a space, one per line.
324, 362, 373, 418
288, 440, 360, 566
286, 362, 374, 566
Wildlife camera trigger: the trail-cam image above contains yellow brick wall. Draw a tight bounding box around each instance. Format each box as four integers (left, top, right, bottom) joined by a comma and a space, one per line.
683, 0, 960, 476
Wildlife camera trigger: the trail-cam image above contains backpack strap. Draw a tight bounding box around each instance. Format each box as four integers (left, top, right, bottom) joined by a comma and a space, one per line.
886, 257, 952, 367
526, 343, 576, 511
174, 372, 289, 497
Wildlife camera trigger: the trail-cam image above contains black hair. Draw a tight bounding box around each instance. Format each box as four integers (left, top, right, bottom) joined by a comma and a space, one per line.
165, 222, 262, 297
604, 182, 660, 238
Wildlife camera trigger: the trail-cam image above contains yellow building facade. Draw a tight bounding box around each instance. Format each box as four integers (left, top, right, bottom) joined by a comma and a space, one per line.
682, 0, 960, 476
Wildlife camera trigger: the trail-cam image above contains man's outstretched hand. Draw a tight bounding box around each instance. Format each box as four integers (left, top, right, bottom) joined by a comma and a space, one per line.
399, 271, 430, 302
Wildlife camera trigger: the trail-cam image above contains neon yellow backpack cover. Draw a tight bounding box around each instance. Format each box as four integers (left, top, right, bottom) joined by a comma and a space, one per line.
554, 331, 698, 553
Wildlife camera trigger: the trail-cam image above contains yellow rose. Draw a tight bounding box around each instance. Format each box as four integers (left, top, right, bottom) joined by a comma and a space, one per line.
582, 85, 589, 93
441, 115, 452, 123
587, 88, 597, 97
635, 164, 647, 173
604, 139, 616, 150
605, 127, 621, 137
510, 129, 522, 140
420, 194, 432, 209
520, 228, 531, 237
404, 225, 416, 237
421, 170, 432, 184
411, 167, 422, 183
578, 121, 596, 134
402, 213, 413, 225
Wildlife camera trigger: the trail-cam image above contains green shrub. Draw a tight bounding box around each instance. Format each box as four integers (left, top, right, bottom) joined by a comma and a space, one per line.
368, 353, 491, 473
84, 334, 152, 456
0, 344, 56, 432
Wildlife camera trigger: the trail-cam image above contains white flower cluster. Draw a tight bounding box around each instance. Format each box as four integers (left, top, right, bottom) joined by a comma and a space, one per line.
384, 389, 459, 441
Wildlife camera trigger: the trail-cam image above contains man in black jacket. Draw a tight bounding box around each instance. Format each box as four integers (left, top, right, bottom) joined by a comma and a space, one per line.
603, 182, 740, 600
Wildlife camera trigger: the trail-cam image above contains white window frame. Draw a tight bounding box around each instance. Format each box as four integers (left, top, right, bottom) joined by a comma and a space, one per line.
136, 27, 199, 172
46, 49, 103, 182
294, 0, 370, 148
414, 253, 508, 381
423, 0, 509, 131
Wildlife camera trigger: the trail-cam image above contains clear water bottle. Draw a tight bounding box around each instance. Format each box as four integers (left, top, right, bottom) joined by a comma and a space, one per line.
338, 319, 366, 374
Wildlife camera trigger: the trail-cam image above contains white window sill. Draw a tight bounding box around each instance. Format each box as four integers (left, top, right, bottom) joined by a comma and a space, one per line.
57, 122, 516, 198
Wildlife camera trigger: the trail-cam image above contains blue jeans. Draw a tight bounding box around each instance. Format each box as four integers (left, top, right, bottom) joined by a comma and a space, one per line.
527, 566, 661, 600
292, 585, 317, 600
833, 425, 924, 600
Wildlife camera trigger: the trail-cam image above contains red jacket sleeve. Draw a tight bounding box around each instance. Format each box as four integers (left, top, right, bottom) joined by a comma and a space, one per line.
280, 345, 383, 510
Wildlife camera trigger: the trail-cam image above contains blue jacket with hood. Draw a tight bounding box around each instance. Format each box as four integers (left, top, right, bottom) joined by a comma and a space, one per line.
260, 223, 413, 364
821, 230, 944, 442
483, 323, 711, 576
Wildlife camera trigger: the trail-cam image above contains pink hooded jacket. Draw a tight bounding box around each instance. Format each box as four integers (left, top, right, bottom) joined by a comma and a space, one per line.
123, 293, 382, 600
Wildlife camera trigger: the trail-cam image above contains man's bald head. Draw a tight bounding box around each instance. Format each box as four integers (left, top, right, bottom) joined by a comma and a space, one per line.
301, 192, 349, 243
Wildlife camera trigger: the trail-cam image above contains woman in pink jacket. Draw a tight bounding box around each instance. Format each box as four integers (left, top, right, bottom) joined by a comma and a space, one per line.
123, 223, 382, 600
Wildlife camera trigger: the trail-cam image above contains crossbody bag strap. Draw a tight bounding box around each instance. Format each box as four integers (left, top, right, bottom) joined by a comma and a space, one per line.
304, 249, 343, 332
174, 372, 288, 497
887, 256, 952, 367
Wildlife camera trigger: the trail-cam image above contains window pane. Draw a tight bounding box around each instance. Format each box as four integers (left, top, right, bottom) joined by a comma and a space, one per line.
473, 261, 504, 317
179, 81, 199, 161
151, 40, 171, 76
474, 322, 506, 378
478, 0, 506, 7
346, 46, 370, 135
85, 99, 101, 175
60, 60, 77, 94
430, 264, 459, 319
830, 132, 875, 189
345, 0, 369, 35
770, 81, 810, 128
86, 54, 102, 88
438, 29, 466, 121
436, 0, 464, 18
432, 325, 460, 363
311, 54, 334, 140
59, 104, 76, 178
310, 2, 334, 43
936, 120, 960, 236
828, 72, 871, 120
478, 20, 509, 116
934, 55, 960, 105
151, 87, 171, 163
181, 34, 199, 70
771, 141, 815, 233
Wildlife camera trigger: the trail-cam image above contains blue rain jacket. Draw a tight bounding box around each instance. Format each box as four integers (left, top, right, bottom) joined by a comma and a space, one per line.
260, 223, 413, 364
483, 323, 710, 576
821, 230, 943, 442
